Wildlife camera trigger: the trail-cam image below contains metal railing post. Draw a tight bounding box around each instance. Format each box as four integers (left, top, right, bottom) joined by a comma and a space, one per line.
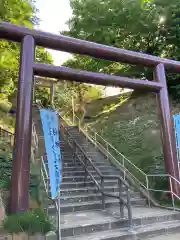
78, 118, 81, 131
94, 132, 97, 147
122, 156, 125, 168
118, 179, 124, 219
123, 169, 126, 180
170, 176, 175, 210
57, 190, 61, 240
101, 176, 105, 209
86, 126, 88, 140
146, 175, 150, 207
106, 143, 109, 160
126, 188, 133, 229
84, 157, 88, 186
73, 145, 76, 165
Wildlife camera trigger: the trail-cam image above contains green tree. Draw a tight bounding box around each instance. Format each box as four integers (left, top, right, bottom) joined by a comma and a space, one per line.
57, 56, 103, 115
0, 0, 53, 103
63, 0, 180, 99
34, 48, 53, 105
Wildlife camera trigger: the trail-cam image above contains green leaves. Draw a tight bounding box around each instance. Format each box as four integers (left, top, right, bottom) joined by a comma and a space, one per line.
3, 208, 53, 234
64, 0, 180, 99
0, 0, 53, 103
140, 0, 152, 8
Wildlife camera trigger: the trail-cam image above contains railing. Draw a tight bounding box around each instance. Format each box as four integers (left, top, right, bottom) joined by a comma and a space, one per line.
41, 155, 49, 195
146, 174, 180, 210
35, 104, 61, 239
31, 121, 39, 162
62, 112, 148, 185
32, 121, 38, 150
61, 111, 180, 210
0, 127, 14, 145
60, 119, 133, 228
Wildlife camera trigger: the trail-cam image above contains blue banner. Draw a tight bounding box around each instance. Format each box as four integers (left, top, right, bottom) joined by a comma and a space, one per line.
40, 109, 62, 199
174, 114, 180, 162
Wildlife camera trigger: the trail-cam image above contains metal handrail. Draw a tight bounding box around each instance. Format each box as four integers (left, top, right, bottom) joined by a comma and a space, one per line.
32, 121, 38, 150
0, 127, 14, 145
61, 120, 133, 228
60, 110, 180, 210
62, 113, 148, 187
0, 127, 14, 136
146, 174, 180, 210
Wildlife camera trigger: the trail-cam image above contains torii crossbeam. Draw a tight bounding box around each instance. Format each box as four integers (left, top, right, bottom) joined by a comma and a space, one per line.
0, 21, 179, 213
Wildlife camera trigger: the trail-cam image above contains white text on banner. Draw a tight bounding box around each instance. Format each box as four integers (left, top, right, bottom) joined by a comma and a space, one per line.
40, 109, 62, 199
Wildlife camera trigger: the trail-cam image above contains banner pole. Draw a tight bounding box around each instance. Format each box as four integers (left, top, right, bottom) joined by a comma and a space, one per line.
57, 190, 61, 240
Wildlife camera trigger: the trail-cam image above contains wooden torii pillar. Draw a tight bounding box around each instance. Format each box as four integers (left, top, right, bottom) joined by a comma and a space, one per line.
1, 21, 180, 213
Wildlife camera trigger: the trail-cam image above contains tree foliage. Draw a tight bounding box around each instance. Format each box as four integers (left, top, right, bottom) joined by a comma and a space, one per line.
0, 0, 53, 103
55, 80, 103, 115
54, 55, 104, 113
62, 0, 180, 99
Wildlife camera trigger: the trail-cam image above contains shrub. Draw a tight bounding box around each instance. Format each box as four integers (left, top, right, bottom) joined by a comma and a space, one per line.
3, 208, 53, 234
0, 151, 12, 189
0, 150, 41, 206
0, 100, 11, 113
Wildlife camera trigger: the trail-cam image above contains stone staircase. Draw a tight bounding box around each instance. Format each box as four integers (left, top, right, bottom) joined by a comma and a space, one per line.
32, 106, 180, 240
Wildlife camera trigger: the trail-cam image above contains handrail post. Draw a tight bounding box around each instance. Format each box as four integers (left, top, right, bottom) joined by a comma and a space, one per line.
101, 176, 105, 209
85, 126, 88, 140
57, 190, 61, 240
146, 175, 150, 207
94, 132, 97, 147
123, 169, 126, 180
170, 176, 175, 210
122, 157, 126, 180
73, 145, 77, 165
78, 118, 81, 131
106, 143, 109, 160
126, 188, 133, 229
84, 157, 88, 186
118, 179, 124, 219
122, 156, 125, 168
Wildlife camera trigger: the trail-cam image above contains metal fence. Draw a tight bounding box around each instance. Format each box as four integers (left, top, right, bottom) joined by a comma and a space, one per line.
61, 111, 180, 210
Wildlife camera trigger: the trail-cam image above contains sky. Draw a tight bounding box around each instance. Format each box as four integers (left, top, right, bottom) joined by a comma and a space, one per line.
35, 0, 121, 96
35, 0, 72, 65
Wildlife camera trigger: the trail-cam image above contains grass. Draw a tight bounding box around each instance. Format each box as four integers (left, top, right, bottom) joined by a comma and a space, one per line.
84, 91, 180, 177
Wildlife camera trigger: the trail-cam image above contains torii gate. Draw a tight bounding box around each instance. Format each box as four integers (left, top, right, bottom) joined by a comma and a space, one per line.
34, 77, 56, 105
0, 21, 180, 213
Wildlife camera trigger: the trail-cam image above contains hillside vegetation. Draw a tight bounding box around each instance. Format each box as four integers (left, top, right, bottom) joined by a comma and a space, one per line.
0, 100, 15, 132
84, 91, 180, 175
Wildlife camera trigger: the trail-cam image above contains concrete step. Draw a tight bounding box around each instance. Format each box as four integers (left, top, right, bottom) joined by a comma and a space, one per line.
44, 190, 140, 206
148, 233, 180, 240
63, 159, 116, 168
63, 170, 120, 177
61, 219, 180, 240
48, 198, 146, 214
44, 185, 134, 198
63, 161, 112, 168
60, 192, 141, 204
52, 208, 180, 238
63, 157, 112, 163
61, 179, 121, 189
62, 175, 121, 182
63, 165, 116, 172
60, 186, 123, 196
